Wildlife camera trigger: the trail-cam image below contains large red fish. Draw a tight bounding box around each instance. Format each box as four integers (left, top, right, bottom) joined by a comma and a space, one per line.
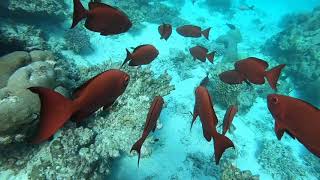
131, 96, 164, 166
189, 46, 215, 63
71, 0, 132, 36
221, 105, 238, 135
219, 57, 285, 90
121, 44, 159, 67
28, 69, 130, 144
191, 86, 234, 164
158, 23, 172, 40
267, 94, 320, 158
176, 25, 211, 40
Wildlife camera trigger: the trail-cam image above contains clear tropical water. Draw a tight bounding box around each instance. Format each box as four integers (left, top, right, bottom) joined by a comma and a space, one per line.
0, 0, 320, 180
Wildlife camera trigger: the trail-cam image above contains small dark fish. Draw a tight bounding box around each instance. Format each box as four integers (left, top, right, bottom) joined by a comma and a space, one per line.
176, 25, 211, 40
28, 69, 130, 144
221, 105, 238, 135
239, 5, 255, 11
267, 94, 320, 158
158, 23, 172, 40
154, 138, 159, 142
131, 96, 164, 166
260, 25, 265, 31
71, 0, 132, 36
189, 45, 215, 63
121, 44, 159, 67
226, 23, 236, 30
191, 86, 234, 164
200, 73, 209, 87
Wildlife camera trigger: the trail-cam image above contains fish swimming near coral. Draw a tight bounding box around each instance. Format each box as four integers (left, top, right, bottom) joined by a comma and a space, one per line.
267, 94, 320, 158
221, 105, 238, 135
189, 45, 215, 63
71, 0, 132, 36
28, 69, 130, 144
226, 23, 236, 30
176, 25, 211, 40
158, 23, 172, 40
219, 57, 285, 90
131, 96, 164, 166
121, 44, 159, 67
191, 86, 235, 164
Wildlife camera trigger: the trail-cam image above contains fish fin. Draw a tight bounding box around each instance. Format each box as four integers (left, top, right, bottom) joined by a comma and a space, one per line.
206, 51, 215, 63
203, 129, 211, 142
213, 133, 234, 165
121, 49, 132, 67
274, 121, 285, 140
152, 124, 157, 132
28, 87, 74, 144
265, 64, 286, 90
130, 138, 145, 167
190, 103, 199, 131
71, 0, 87, 29
132, 45, 148, 53
201, 28, 211, 40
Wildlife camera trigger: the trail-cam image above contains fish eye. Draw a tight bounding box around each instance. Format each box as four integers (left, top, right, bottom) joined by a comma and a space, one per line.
272, 97, 279, 104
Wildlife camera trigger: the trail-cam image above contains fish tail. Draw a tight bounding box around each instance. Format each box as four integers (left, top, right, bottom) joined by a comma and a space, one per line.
213, 132, 234, 165
130, 138, 145, 167
206, 51, 215, 63
202, 28, 211, 40
265, 64, 286, 90
71, 0, 87, 29
28, 87, 75, 144
121, 48, 132, 67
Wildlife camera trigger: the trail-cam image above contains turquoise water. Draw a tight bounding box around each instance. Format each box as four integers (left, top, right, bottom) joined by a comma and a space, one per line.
0, 0, 320, 179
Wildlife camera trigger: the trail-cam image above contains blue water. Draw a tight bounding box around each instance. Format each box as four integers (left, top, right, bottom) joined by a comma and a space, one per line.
0, 0, 320, 179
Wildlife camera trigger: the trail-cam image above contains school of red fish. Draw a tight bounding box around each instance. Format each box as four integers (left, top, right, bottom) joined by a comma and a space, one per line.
27, 0, 319, 168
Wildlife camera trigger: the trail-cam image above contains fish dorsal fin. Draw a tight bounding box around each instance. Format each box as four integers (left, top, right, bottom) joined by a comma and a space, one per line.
72, 71, 105, 99
133, 45, 148, 53
88, 2, 118, 10
274, 120, 285, 140
248, 57, 269, 69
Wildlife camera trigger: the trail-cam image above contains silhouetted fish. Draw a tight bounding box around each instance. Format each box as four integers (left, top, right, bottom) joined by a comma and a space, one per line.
176, 25, 211, 40
28, 69, 130, 143
121, 44, 159, 67
267, 94, 320, 158
226, 23, 236, 30
158, 23, 172, 40
71, 0, 132, 36
131, 96, 164, 166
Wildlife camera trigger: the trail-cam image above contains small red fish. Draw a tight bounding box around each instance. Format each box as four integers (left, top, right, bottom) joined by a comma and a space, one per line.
267, 94, 320, 158
176, 25, 211, 40
191, 86, 234, 164
221, 105, 238, 135
219, 57, 285, 90
158, 23, 172, 40
121, 44, 159, 67
28, 69, 130, 144
71, 0, 132, 36
189, 46, 215, 63
131, 96, 164, 166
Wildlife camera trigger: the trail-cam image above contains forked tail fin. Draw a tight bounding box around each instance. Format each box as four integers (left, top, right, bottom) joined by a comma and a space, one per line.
28, 87, 74, 144
213, 133, 234, 165
206, 51, 215, 63
202, 28, 211, 40
71, 0, 87, 28
130, 138, 145, 167
121, 49, 132, 68
266, 64, 286, 91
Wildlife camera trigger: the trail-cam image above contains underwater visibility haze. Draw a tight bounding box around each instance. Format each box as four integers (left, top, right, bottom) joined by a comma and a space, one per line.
0, 0, 320, 179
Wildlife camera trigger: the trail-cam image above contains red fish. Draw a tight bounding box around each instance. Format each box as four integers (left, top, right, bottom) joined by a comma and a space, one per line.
158, 23, 172, 40
191, 86, 234, 164
131, 96, 164, 166
221, 105, 238, 135
28, 69, 130, 144
121, 44, 159, 67
176, 25, 211, 40
71, 0, 132, 36
189, 46, 215, 63
267, 94, 320, 158
219, 57, 285, 90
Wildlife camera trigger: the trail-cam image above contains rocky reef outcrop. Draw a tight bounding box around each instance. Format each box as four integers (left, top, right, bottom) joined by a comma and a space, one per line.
263, 7, 320, 105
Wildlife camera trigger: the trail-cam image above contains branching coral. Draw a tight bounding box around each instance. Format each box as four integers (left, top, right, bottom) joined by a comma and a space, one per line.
64, 27, 93, 54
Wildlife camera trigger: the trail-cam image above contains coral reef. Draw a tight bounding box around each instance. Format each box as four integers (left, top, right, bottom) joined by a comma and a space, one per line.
0, 61, 174, 179
64, 26, 93, 54
257, 140, 306, 179
221, 164, 259, 180
303, 152, 320, 178
263, 8, 320, 105
216, 28, 243, 62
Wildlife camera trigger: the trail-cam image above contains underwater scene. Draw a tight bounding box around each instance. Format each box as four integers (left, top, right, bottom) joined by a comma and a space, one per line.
1, 0, 320, 179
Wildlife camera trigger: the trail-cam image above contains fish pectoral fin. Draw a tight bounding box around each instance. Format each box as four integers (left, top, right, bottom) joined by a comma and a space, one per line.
203, 128, 211, 142
275, 121, 285, 140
